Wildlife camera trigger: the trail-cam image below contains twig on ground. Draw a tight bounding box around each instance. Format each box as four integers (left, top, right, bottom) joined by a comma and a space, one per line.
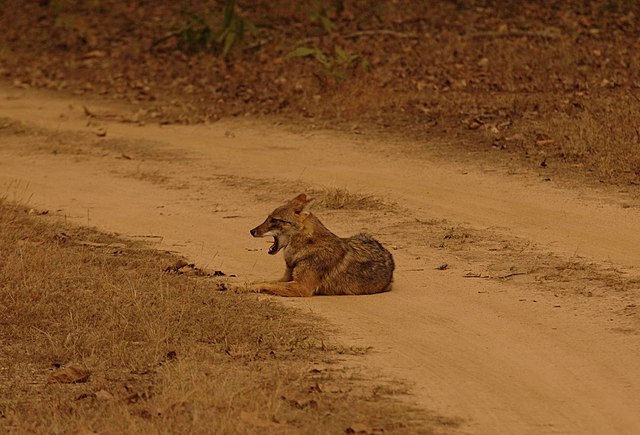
463, 272, 490, 279
499, 272, 528, 279
343, 30, 420, 40
472, 28, 562, 40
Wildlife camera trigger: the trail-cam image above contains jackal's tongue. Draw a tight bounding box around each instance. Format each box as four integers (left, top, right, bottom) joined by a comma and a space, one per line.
268, 236, 279, 255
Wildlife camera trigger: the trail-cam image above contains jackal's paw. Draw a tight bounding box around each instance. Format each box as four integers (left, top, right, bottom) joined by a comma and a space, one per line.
244, 282, 269, 293
230, 282, 265, 294
216, 281, 247, 294
244, 282, 283, 296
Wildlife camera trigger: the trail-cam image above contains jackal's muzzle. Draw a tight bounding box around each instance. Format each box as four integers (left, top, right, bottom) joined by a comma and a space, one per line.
250, 225, 281, 255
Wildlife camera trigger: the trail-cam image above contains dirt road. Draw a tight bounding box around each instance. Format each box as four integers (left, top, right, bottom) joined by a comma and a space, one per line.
2, 86, 639, 434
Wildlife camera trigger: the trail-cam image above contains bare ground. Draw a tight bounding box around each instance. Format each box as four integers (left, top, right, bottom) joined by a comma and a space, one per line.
1, 86, 639, 434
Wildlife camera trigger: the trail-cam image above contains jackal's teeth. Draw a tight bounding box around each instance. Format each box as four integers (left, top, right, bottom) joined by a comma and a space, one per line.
268, 236, 279, 255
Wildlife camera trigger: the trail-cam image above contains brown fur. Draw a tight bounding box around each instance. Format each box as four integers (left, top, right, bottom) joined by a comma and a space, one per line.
247, 194, 395, 297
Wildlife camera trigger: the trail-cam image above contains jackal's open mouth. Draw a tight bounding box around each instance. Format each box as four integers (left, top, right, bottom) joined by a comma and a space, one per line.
268, 236, 280, 255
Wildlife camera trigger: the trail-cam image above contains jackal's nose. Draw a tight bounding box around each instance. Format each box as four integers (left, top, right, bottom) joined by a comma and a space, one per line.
250, 228, 257, 237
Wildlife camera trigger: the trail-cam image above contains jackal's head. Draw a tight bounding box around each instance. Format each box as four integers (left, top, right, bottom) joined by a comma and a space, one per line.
250, 193, 314, 255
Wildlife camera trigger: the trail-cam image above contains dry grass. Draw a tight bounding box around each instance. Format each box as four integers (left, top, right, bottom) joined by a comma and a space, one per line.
124, 167, 172, 185
0, 117, 35, 136
550, 97, 640, 183
313, 187, 390, 211
206, 174, 392, 211
0, 200, 447, 434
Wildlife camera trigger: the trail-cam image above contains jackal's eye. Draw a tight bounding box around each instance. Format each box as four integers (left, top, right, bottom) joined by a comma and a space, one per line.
269, 217, 288, 225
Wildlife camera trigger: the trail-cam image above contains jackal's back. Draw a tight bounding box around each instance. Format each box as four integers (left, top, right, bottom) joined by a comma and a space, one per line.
318, 232, 395, 296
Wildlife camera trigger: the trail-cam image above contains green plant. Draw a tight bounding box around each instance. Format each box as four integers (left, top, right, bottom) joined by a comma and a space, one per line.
310, 0, 337, 34
217, 0, 256, 56
175, 7, 215, 53
50, 0, 100, 31
171, 0, 256, 56
287, 45, 369, 81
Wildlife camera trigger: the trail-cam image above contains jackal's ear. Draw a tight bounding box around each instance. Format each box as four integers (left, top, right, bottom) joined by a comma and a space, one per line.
298, 198, 315, 217
292, 193, 307, 203
291, 193, 314, 217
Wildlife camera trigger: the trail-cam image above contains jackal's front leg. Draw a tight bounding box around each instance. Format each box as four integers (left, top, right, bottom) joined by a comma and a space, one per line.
246, 281, 315, 297
274, 267, 293, 283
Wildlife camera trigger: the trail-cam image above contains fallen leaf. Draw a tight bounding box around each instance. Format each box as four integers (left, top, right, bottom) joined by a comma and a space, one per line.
82, 105, 95, 118
49, 364, 91, 383
95, 389, 115, 401
163, 259, 189, 272
345, 422, 371, 434
283, 397, 318, 410
28, 208, 49, 215
468, 120, 482, 130
165, 350, 177, 360
81, 50, 107, 59
69, 428, 99, 435
53, 232, 71, 244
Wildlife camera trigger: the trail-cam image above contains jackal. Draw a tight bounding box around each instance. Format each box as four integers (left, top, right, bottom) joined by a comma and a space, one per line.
247, 193, 394, 297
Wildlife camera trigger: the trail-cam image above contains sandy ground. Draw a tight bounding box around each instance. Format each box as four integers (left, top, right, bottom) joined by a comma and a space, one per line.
1, 86, 639, 434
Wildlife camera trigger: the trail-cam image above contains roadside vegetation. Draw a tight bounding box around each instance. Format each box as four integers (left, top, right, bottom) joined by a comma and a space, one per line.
0, 200, 447, 434
1, 1, 639, 187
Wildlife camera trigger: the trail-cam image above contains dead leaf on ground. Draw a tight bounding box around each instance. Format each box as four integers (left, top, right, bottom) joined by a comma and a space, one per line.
69, 428, 100, 435
281, 395, 318, 410
75, 389, 115, 401
82, 105, 95, 118
345, 422, 383, 434
162, 259, 212, 275
49, 363, 91, 383
165, 350, 177, 361
163, 259, 189, 272
28, 208, 49, 215
53, 232, 71, 244
95, 389, 115, 401
81, 50, 106, 59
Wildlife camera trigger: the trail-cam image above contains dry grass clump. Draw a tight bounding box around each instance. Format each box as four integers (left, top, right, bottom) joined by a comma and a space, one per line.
0, 200, 443, 434
0, 117, 34, 136
313, 187, 390, 211
124, 167, 172, 185
500, 95, 640, 185
556, 98, 640, 183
